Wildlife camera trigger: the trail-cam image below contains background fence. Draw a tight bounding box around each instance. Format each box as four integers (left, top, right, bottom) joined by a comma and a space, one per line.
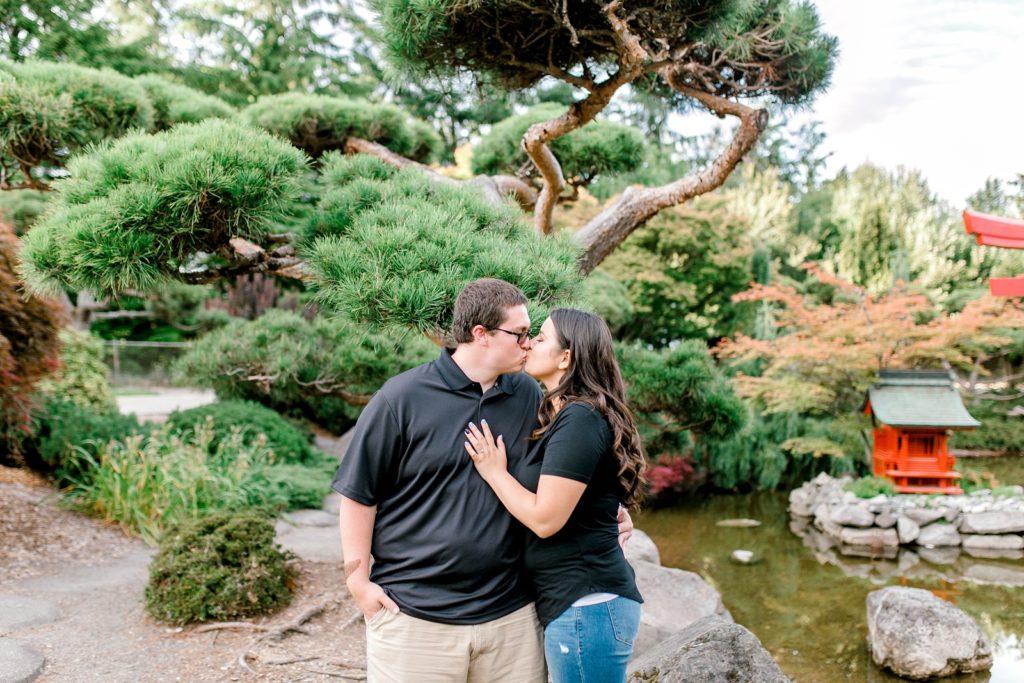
102, 340, 191, 387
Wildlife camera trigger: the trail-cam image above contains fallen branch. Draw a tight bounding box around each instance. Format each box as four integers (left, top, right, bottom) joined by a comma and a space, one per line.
234, 592, 347, 674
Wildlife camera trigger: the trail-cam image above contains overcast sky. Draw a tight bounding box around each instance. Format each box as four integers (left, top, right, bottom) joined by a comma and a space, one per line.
801, 0, 1024, 205
676, 0, 1024, 206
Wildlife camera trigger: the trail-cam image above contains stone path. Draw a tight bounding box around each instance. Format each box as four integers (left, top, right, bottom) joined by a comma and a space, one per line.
0, 494, 344, 683
115, 388, 216, 423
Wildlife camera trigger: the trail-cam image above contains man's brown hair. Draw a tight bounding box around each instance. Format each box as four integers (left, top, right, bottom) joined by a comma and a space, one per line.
451, 278, 528, 344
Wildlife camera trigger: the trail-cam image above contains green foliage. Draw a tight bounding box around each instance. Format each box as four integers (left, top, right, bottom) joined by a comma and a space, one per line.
145, 510, 295, 625
957, 466, 1000, 494
0, 59, 153, 171
601, 195, 753, 345
376, 0, 835, 105
702, 412, 864, 491
0, 188, 49, 234
617, 340, 746, 442
133, 74, 236, 131
843, 475, 896, 499
64, 421, 282, 544
256, 455, 339, 510
472, 104, 645, 184
24, 395, 140, 483
172, 0, 367, 106
241, 92, 440, 162
20, 119, 308, 296
36, 328, 116, 412
166, 400, 316, 465
578, 269, 635, 335
173, 309, 436, 429
306, 154, 582, 337
951, 401, 1024, 454
1, 0, 169, 75
827, 164, 1016, 300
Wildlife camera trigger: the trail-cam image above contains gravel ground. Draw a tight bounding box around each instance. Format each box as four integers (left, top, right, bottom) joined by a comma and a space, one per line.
0, 469, 366, 683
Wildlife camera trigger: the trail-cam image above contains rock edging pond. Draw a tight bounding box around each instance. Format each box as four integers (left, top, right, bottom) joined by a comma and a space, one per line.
789, 473, 1024, 587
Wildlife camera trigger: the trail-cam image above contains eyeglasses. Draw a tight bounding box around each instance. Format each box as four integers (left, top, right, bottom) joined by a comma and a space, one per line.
491, 327, 531, 345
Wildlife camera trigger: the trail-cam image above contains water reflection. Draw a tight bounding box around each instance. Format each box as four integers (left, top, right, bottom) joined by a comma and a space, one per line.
637, 491, 1024, 682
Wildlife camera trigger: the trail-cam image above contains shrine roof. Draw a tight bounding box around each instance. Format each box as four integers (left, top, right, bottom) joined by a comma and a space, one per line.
867, 370, 980, 429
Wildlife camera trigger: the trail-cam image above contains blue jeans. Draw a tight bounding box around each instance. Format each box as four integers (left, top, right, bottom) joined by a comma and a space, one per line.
543, 597, 642, 683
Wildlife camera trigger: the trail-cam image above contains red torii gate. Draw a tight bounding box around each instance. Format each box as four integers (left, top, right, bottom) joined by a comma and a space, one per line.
963, 209, 1024, 296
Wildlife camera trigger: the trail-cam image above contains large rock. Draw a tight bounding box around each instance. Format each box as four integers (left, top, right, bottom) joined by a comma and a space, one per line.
627, 615, 789, 683
866, 586, 991, 679
904, 508, 946, 526
839, 527, 898, 548
0, 639, 45, 683
916, 524, 961, 548
961, 534, 1024, 551
788, 487, 812, 517
624, 529, 661, 566
832, 504, 875, 528
960, 511, 1024, 535
631, 560, 732, 656
897, 516, 921, 544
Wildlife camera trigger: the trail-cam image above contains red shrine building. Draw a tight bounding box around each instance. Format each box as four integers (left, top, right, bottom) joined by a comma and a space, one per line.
963, 209, 1024, 296
866, 370, 980, 495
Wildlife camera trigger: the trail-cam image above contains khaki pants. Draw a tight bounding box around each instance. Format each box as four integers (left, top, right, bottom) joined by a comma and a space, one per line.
365, 602, 546, 683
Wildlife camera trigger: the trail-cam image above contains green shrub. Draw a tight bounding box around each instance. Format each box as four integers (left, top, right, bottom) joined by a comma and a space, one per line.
36, 328, 116, 412
173, 309, 436, 430
241, 92, 438, 162
166, 400, 316, 465
0, 59, 153, 169
0, 189, 50, 235
64, 420, 278, 544
20, 119, 307, 297
951, 401, 1024, 453
145, 510, 295, 625
471, 103, 646, 183
958, 467, 1000, 494
133, 74, 236, 131
26, 395, 140, 483
255, 454, 338, 510
843, 475, 896, 499
306, 154, 582, 338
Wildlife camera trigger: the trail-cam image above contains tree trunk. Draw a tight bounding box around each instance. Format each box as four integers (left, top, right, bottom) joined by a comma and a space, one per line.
575, 79, 768, 274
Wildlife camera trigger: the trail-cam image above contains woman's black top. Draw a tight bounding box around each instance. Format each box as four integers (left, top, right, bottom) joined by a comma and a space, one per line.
513, 401, 643, 627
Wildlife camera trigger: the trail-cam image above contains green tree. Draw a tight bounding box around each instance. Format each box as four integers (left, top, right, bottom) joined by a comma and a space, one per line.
171, 0, 366, 106
600, 195, 754, 345
16, 1, 839, 451
0, 0, 168, 74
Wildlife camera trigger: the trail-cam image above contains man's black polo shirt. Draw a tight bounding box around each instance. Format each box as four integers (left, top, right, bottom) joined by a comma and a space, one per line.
332, 348, 543, 625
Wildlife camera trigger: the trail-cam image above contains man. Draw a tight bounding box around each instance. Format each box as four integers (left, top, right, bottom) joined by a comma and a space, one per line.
334, 278, 629, 682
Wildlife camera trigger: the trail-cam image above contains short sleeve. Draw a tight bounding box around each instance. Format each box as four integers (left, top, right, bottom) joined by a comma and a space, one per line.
539, 403, 611, 484
331, 390, 402, 505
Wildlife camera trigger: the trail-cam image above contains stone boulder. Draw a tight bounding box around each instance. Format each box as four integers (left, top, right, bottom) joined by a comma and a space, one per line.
839, 527, 898, 548
866, 587, 991, 679
832, 504, 875, 528
960, 511, 1024, 535
897, 516, 920, 544
904, 508, 946, 526
627, 615, 789, 683
961, 534, 1024, 551
625, 529, 661, 565
916, 524, 961, 548
630, 560, 732, 656
788, 487, 812, 517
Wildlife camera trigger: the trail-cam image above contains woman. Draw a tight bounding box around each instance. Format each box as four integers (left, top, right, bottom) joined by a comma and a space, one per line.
464, 307, 646, 683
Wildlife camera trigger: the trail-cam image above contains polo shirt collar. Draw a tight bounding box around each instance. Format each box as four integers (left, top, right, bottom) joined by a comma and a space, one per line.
436, 348, 517, 395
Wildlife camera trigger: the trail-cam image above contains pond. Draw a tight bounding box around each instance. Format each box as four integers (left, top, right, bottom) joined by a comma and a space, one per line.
636, 456, 1024, 682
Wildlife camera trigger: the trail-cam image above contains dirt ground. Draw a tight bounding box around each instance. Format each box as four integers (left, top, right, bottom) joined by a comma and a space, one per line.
0, 465, 368, 683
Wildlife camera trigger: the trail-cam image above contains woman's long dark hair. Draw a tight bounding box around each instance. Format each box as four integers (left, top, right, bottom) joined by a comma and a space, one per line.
531, 308, 646, 510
